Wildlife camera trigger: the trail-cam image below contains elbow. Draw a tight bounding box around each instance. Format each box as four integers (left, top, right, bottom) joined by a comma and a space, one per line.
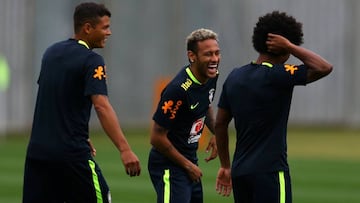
93, 103, 103, 112
150, 123, 167, 147
92, 95, 110, 114
93, 103, 107, 114
314, 63, 333, 80
323, 64, 333, 76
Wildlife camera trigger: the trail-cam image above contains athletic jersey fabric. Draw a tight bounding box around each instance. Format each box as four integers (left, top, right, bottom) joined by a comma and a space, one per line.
150, 65, 218, 164
26, 39, 108, 161
218, 62, 307, 177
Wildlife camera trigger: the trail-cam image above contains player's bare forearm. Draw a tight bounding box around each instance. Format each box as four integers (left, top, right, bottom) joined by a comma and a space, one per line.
215, 127, 230, 168
92, 95, 141, 176
151, 123, 192, 167
204, 107, 218, 161
288, 44, 332, 83
150, 122, 201, 180
266, 33, 332, 83
92, 95, 131, 152
215, 108, 232, 168
205, 106, 216, 134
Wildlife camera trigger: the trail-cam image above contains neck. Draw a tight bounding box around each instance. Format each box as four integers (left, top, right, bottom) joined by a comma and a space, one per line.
188, 64, 206, 84
255, 53, 286, 64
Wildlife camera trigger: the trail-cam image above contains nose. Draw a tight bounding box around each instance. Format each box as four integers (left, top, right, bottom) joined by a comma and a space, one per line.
211, 53, 220, 62
107, 28, 112, 36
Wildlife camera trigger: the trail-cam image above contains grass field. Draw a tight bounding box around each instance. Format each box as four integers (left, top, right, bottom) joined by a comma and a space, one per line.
0, 127, 359, 203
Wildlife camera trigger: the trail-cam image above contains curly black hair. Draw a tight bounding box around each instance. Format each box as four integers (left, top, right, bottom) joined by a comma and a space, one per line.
252, 11, 303, 55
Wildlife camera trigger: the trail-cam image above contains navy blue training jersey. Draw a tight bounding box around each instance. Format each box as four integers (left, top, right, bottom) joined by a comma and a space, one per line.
150, 66, 218, 164
26, 39, 108, 161
218, 62, 307, 177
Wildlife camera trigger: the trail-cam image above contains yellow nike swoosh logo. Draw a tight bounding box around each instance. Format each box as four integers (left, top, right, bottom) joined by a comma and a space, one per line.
190, 102, 199, 109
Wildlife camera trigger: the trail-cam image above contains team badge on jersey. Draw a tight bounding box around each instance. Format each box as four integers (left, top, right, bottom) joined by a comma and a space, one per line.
284, 64, 298, 75
93, 65, 107, 80
188, 116, 205, 144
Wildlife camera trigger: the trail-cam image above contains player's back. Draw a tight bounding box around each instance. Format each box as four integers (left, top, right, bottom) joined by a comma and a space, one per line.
221, 62, 296, 175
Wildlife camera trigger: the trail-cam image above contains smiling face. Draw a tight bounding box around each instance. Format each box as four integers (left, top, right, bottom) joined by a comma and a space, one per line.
87, 16, 112, 48
188, 38, 221, 83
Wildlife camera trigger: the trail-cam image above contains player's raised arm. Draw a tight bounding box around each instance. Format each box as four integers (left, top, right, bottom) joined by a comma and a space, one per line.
266, 33, 333, 83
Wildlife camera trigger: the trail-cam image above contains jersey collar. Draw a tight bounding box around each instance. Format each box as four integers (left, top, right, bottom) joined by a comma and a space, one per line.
185, 67, 202, 85
251, 61, 273, 68
78, 40, 90, 49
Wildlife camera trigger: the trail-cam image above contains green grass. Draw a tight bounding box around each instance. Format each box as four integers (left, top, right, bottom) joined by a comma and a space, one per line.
0, 127, 359, 203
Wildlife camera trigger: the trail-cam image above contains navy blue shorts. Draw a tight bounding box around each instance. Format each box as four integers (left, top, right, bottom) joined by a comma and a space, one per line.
232, 171, 292, 203
23, 157, 111, 203
148, 163, 203, 203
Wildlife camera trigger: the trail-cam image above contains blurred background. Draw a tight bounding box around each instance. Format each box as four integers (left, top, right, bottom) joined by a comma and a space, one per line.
1, 1, 359, 202
0, 0, 359, 134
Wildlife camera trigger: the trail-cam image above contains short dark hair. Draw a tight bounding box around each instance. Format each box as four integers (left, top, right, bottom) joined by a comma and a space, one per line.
73, 2, 111, 33
186, 28, 218, 53
252, 11, 303, 55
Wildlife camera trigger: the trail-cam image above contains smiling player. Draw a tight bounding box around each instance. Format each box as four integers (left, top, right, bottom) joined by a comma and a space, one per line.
148, 28, 220, 203
23, 2, 141, 203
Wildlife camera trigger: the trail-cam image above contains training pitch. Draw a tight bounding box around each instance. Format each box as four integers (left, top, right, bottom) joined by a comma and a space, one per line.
0, 127, 359, 203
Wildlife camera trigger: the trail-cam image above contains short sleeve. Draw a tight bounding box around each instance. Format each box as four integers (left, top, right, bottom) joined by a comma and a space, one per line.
217, 78, 231, 111
269, 64, 307, 86
84, 53, 108, 96
153, 85, 186, 129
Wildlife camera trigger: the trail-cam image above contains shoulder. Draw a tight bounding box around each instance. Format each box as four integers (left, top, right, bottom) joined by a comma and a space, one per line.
272, 63, 306, 75
226, 65, 248, 79
167, 67, 191, 92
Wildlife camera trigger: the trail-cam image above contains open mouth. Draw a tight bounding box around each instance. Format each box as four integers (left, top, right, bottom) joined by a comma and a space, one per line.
208, 64, 218, 74
208, 64, 218, 72
208, 64, 218, 70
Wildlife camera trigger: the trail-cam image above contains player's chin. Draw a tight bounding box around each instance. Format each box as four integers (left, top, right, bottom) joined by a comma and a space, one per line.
93, 43, 106, 49
98, 39, 107, 48
99, 42, 106, 48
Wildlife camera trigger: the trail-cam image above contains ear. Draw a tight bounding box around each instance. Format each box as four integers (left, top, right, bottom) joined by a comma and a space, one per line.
187, 50, 195, 63
83, 22, 93, 35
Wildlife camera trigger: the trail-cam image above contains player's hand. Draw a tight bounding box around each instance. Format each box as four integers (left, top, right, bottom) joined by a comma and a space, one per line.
185, 163, 203, 182
204, 136, 218, 162
266, 33, 292, 55
120, 150, 141, 177
216, 167, 232, 196
88, 139, 97, 157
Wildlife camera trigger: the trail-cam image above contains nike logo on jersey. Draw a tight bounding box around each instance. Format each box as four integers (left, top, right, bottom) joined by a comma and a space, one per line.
190, 102, 199, 110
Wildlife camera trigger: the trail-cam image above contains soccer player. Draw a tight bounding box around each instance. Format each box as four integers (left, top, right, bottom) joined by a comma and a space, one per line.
23, 2, 141, 203
148, 28, 220, 203
214, 11, 332, 203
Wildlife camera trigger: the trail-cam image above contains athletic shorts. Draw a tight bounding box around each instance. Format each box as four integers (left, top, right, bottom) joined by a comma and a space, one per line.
232, 171, 292, 203
148, 163, 203, 203
23, 157, 111, 203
